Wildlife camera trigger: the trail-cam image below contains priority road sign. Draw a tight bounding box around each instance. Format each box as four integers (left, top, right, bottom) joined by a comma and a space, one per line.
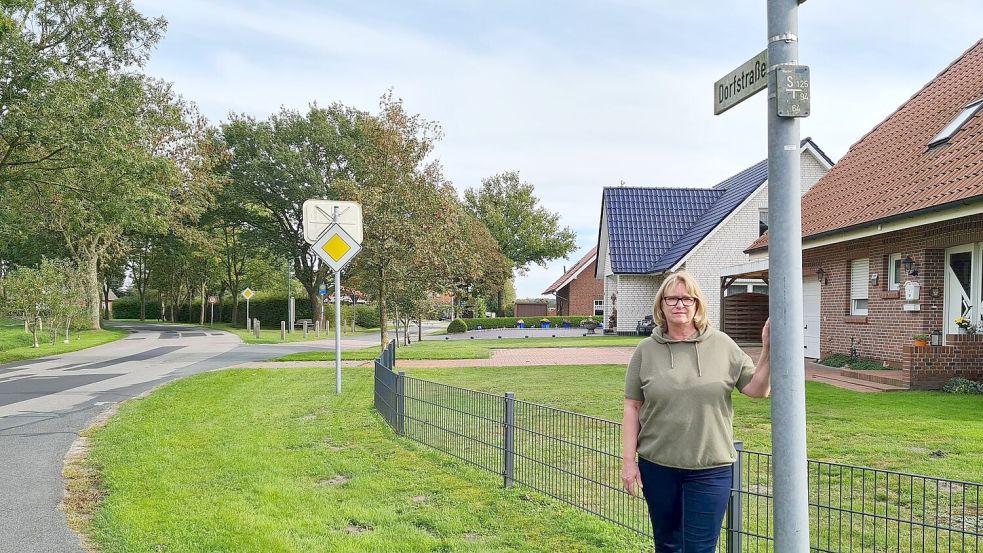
312, 223, 362, 272
241, 288, 254, 300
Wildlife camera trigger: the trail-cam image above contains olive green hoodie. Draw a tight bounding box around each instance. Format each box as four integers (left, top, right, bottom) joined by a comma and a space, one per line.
625, 326, 756, 469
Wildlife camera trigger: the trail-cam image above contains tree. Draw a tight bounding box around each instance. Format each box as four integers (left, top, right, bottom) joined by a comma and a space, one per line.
0, 259, 87, 347
464, 171, 577, 315
217, 104, 363, 321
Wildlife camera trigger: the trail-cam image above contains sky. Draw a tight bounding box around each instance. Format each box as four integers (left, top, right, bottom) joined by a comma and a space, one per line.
132, 0, 983, 299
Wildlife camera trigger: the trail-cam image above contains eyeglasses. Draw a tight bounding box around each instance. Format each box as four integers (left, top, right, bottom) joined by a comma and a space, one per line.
663, 296, 697, 307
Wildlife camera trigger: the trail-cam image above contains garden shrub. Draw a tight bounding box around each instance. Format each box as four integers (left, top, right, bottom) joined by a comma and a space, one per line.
447, 318, 468, 333
462, 316, 592, 331
818, 353, 884, 370
942, 377, 983, 395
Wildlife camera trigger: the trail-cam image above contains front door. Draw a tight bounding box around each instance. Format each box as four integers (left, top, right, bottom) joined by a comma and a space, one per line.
802, 276, 821, 358
945, 243, 980, 337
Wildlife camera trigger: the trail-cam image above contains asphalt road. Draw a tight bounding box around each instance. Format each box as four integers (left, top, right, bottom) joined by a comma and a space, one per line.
0, 322, 376, 553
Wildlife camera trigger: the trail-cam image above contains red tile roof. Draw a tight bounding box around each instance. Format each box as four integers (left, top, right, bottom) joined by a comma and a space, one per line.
748, 39, 983, 251
543, 247, 598, 294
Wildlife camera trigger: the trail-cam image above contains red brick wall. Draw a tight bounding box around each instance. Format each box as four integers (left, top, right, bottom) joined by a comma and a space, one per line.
904, 334, 983, 389
802, 212, 983, 387
556, 260, 603, 316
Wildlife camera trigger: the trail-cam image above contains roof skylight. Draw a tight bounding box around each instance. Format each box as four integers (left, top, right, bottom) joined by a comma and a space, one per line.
929, 97, 983, 147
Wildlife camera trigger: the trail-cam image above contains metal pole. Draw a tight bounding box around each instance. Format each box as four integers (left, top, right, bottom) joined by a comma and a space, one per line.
767, 1, 810, 550
210, 303, 214, 326
335, 269, 342, 394
727, 441, 744, 553
503, 392, 515, 488
396, 371, 405, 435
246, 298, 250, 330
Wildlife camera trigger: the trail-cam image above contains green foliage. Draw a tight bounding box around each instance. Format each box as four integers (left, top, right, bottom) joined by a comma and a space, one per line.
819, 353, 885, 370
446, 318, 468, 333
0, 259, 89, 344
942, 378, 983, 395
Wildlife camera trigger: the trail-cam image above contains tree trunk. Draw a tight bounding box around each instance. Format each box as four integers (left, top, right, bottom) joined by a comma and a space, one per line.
139, 291, 146, 321
497, 288, 505, 317
378, 268, 387, 351
199, 281, 206, 324
393, 304, 399, 347
418, 316, 422, 342
85, 254, 101, 329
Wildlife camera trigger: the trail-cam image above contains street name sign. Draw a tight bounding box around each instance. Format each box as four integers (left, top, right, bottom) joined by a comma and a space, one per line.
241, 288, 254, 300
714, 49, 768, 115
302, 200, 363, 244
312, 223, 362, 272
777, 65, 810, 117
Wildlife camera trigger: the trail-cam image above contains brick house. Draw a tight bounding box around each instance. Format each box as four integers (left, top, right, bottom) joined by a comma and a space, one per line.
595, 139, 832, 334
744, 39, 983, 389
542, 247, 604, 317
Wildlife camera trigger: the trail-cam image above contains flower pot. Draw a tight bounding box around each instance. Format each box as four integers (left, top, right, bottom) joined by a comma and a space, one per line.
541, 322, 551, 329
517, 323, 525, 329
913, 338, 927, 347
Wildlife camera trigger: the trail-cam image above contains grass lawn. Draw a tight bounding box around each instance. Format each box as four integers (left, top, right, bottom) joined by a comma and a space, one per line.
405, 364, 983, 484
80, 367, 649, 552
0, 318, 127, 365
275, 335, 646, 362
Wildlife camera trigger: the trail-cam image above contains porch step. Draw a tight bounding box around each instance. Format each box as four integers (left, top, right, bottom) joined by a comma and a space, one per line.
808, 371, 909, 392
839, 369, 910, 388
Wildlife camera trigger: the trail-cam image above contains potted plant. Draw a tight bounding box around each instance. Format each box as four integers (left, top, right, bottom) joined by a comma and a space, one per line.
954, 316, 977, 335
912, 333, 929, 347
561, 319, 572, 329
581, 317, 599, 334
516, 319, 525, 329
540, 317, 551, 328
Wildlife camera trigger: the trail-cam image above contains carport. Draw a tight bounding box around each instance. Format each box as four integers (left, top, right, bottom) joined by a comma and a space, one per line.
719, 259, 770, 344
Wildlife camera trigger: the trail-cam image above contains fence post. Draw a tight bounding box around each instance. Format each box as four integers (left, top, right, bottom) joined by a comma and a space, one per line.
390, 339, 397, 369
315, 320, 320, 338
503, 392, 515, 488
303, 320, 309, 338
396, 371, 406, 436
254, 319, 260, 338
280, 320, 286, 340
727, 441, 744, 553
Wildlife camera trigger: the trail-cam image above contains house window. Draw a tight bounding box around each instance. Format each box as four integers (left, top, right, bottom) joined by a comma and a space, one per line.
888, 253, 902, 291
850, 258, 870, 315
594, 300, 604, 317
929, 97, 983, 147
751, 284, 769, 295
725, 285, 746, 296
758, 208, 769, 236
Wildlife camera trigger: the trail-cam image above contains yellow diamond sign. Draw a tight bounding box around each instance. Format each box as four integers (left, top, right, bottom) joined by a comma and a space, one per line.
312, 223, 361, 271
322, 234, 352, 262
241, 288, 254, 300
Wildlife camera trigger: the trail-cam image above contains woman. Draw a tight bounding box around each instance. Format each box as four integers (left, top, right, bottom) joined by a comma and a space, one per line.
621, 271, 771, 552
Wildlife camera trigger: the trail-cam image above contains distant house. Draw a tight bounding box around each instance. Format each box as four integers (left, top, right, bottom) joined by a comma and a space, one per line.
596, 139, 832, 335
514, 301, 548, 318
543, 247, 604, 317
742, 39, 983, 389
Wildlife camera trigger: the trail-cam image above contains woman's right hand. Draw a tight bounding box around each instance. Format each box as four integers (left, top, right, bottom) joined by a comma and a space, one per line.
621, 458, 643, 497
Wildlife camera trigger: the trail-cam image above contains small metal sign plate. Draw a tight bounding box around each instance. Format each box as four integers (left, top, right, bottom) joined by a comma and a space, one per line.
777, 65, 810, 117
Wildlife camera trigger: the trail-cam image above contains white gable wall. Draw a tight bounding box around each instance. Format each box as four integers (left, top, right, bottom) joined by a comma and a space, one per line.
614, 274, 663, 333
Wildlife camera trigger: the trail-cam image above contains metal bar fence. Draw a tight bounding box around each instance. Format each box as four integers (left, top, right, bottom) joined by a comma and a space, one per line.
371, 342, 982, 552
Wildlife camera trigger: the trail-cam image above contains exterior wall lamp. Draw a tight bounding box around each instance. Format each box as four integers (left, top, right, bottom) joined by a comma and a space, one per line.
930, 330, 943, 347
902, 255, 918, 276
816, 267, 828, 285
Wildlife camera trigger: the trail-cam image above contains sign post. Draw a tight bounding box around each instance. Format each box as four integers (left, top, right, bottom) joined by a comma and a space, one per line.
714, 1, 810, 549
304, 200, 363, 394
208, 296, 218, 326
241, 288, 254, 330
318, 283, 328, 331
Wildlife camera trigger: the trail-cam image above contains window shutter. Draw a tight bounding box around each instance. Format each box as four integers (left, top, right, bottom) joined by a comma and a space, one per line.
850, 259, 869, 300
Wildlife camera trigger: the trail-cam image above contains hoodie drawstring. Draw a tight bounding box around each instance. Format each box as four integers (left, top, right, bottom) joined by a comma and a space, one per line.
667, 343, 675, 370
695, 342, 702, 377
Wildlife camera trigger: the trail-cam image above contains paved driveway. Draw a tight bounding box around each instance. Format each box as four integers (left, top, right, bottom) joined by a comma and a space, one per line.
0, 322, 349, 553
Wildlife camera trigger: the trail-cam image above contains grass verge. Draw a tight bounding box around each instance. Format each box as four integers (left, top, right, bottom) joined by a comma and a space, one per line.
405, 364, 983, 483
275, 335, 644, 362
108, 319, 375, 345
80, 367, 649, 552
0, 319, 127, 365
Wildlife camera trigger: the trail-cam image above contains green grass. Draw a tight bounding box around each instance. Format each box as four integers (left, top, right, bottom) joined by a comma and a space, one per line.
406, 364, 983, 484
83, 367, 649, 552
0, 319, 127, 364
275, 335, 645, 362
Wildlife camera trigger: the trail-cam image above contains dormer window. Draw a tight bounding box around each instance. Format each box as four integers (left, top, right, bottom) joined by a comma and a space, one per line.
929, 97, 983, 147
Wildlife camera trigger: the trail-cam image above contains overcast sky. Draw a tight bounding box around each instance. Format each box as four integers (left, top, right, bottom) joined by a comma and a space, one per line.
133, 0, 983, 298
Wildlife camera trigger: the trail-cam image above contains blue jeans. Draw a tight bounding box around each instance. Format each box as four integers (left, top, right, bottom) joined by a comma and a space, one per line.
638, 457, 732, 553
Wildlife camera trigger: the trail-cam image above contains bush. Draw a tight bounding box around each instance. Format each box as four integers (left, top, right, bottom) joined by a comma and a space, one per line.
818, 353, 884, 370
942, 377, 983, 394
447, 318, 467, 333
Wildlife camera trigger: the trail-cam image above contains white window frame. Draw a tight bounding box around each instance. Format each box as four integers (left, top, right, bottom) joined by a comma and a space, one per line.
888, 253, 902, 291
593, 299, 604, 317
851, 258, 870, 316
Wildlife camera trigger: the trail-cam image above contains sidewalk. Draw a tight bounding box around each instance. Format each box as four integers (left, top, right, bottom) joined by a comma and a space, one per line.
238, 346, 905, 392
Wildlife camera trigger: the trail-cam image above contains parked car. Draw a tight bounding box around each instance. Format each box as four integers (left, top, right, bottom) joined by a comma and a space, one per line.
636, 315, 656, 336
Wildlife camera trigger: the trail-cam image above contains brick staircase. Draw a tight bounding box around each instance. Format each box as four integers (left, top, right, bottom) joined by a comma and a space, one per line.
838, 368, 911, 389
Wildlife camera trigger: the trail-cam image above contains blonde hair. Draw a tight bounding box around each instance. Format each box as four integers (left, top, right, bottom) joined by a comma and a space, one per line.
653, 271, 710, 332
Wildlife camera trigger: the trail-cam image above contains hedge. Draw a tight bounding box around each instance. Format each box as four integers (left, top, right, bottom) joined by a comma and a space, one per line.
111, 294, 379, 328
447, 318, 468, 333
460, 316, 597, 331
